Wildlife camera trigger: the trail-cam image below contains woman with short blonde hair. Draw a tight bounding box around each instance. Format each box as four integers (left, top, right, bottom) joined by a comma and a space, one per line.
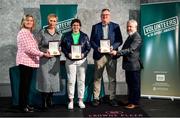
36, 13, 62, 110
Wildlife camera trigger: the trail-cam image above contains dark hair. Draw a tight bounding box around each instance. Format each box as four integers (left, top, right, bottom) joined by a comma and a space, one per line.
101, 8, 110, 14
71, 18, 81, 27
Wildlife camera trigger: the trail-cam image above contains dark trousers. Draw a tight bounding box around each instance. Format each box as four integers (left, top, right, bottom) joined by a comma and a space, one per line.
41, 92, 53, 109
19, 64, 34, 108
125, 70, 140, 105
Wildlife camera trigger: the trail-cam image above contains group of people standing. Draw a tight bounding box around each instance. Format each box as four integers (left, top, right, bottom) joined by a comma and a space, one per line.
16, 8, 142, 113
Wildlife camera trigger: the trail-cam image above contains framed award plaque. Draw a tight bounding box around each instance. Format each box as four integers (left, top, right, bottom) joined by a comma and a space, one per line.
48, 41, 60, 56
71, 45, 82, 59
100, 39, 110, 53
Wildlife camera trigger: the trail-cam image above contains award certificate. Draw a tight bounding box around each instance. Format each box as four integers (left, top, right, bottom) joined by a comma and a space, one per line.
48, 41, 60, 56
71, 45, 82, 59
100, 39, 110, 53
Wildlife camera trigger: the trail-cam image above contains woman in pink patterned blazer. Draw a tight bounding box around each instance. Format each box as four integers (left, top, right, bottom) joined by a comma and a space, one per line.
16, 14, 50, 113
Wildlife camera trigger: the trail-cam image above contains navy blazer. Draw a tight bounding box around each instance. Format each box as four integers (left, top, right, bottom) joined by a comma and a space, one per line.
90, 22, 123, 60
61, 31, 91, 60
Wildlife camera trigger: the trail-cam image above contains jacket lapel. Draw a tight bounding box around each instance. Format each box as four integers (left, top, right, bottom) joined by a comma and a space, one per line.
69, 32, 74, 44
78, 32, 83, 45
108, 22, 112, 40
99, 23, 103, 39
122, 35, 132, 49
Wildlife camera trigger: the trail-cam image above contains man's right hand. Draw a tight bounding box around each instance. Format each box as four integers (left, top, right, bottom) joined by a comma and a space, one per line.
110, 50, 117, 56
98, 47, 101, 53
69, 53, 72, 59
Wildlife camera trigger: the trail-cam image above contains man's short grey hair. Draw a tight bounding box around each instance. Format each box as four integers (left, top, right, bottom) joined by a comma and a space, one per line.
127, 19, 138, 27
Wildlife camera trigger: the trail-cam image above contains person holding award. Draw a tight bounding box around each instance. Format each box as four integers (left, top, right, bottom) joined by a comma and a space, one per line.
16, 14, 50, 113
111, 19, 143, 109
61, 19, 91, 109
35, 14, 61, 110
90, 8, 123, 107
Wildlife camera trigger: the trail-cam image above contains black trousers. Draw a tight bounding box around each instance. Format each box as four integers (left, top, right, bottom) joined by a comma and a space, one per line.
19, 64, 35, 108
125, 70, 140, 105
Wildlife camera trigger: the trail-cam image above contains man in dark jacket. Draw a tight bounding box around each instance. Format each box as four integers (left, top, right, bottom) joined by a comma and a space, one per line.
111, 19, 143, 109
90, 8, 123, 107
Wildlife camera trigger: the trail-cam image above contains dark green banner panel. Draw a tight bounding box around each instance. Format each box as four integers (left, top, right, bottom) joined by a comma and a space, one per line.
40, 4, 78, 33
140, 2, 180, 99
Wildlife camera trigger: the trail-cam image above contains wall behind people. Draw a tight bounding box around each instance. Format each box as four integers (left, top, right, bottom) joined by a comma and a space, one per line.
1, 0, 177, 96
0, 0, 140, 84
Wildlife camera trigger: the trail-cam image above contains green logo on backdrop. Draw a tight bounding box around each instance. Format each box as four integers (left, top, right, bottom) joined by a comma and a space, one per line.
43, 18, 75, 33
143, 16, 179, 37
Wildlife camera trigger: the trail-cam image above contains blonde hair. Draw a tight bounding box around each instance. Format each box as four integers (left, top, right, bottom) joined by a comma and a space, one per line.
20, 14, 35, 31
47, 13, 58, 21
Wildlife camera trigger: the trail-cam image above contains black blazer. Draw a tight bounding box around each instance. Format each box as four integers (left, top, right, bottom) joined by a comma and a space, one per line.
119, 32, 143, 71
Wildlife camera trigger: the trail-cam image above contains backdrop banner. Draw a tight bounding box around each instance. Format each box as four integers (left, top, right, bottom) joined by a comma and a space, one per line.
40, 4, 78, 33
140, 2, 180, 99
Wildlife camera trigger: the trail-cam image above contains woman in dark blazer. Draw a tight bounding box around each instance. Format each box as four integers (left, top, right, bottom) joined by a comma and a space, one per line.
61, 19, 91, 110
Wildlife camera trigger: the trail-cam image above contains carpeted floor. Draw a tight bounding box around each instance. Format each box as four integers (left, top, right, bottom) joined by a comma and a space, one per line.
0, 95, 180, 117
